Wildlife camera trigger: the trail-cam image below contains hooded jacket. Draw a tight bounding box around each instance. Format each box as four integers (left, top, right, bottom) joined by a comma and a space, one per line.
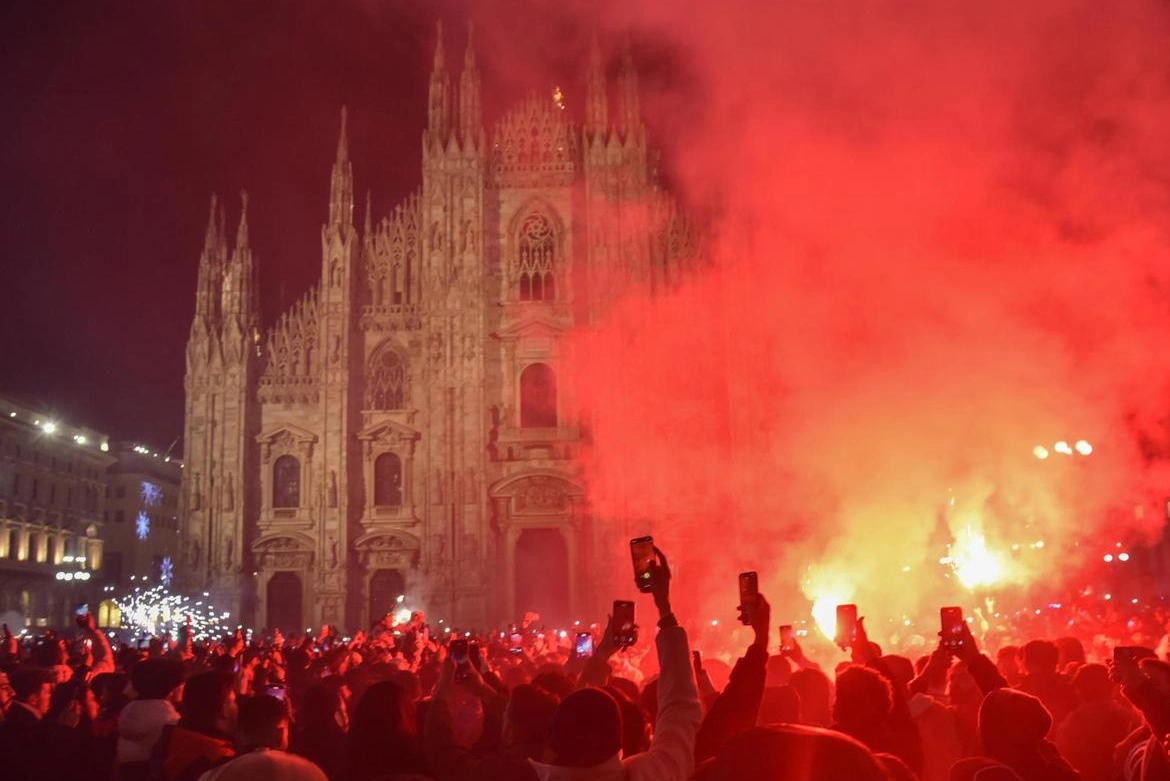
118, 698, 181, 764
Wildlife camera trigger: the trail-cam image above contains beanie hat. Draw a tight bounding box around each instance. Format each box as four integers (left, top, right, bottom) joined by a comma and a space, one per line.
978, 688, 1051, 756
548, 687, 622, 767
130, 657, 185, 699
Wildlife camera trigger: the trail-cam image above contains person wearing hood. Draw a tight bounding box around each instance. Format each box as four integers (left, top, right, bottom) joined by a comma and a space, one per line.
118, 656, 185, 781
977, 688, 1081, 781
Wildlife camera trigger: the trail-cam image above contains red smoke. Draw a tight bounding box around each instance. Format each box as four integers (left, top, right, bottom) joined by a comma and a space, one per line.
559, 0, 1170, 646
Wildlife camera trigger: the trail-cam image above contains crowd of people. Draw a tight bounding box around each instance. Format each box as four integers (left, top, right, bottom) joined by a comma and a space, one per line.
4, 546, 1170, 781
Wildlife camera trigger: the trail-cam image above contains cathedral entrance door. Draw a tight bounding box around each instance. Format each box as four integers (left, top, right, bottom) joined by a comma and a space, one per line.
267, 571, 303, 632
514, 528, 570, 628
368, 568, 406, 626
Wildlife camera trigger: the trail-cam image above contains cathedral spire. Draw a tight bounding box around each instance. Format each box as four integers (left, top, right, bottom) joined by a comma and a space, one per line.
203, 192, 221, 251
329, 106, 354, 228
619, 41, 641, 134
364, 189, 373, 237
427, 20, 452, 144
458, 20, 481, 147
236, 190, 250, 250
586, 32, 608, 136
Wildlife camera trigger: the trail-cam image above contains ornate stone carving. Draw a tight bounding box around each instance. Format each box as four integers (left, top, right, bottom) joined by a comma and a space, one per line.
514, 476, 569, 513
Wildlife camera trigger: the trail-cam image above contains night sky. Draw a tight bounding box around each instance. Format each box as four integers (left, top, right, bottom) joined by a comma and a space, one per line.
0, 0, 610, 450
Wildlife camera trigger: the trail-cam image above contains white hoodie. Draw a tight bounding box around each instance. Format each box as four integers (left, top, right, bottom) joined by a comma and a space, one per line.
117, 698, 181, 764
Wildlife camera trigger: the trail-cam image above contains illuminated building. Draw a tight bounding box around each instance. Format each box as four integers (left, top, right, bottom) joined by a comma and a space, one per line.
101, 442, 182, 587
0, 392, 113, 627
180, 29, 703, 630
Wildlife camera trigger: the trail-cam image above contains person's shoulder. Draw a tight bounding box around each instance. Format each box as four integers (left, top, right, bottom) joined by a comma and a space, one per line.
209, 750, 328, 781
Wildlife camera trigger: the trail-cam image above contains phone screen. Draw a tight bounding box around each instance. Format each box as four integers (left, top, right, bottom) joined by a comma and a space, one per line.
779, 624, 794, 651
575, 632, 594, 658
835, 604, 858, 648
450, 638, 469, 665
468, 641, 482, 669
74, 604, 90, 617
265, 686, 287, 701
940, 606, 964, 650
738, 572, 759, 625
630, 536, 655, 593
509, 632, 523, 654
613, 600, 637, 648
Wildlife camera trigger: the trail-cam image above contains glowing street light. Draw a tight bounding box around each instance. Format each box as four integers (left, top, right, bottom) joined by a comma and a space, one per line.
1054, 441, 1073, 455
1033, 446, 1050, 460
1075, 440, 1093, 456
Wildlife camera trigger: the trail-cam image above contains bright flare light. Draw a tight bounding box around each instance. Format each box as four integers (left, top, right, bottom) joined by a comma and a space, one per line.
1033, 446, 1049, 459
811, 593, 851, 640
1054, 441, 1073, 455
950, 529, 1004, 590
1075, 440, 1093, 455
42, 421, 57, 434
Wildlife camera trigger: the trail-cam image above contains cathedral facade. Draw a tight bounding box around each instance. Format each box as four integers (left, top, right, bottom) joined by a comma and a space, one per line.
180, 28, 702, 632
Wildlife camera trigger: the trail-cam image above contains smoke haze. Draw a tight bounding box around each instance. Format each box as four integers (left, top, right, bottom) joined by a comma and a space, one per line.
535, 0, 1170, 642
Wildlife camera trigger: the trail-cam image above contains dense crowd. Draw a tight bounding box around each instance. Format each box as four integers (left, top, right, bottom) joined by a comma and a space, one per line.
4, 547, 1170, 781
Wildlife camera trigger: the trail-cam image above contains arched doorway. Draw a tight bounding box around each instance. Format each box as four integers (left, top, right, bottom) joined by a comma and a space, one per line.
267, 572, 303, 632
368, 568, 405, 626
514, 528, 569, 627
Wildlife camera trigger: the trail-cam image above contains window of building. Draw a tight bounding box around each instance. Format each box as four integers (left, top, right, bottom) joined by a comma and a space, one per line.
31, 479, 38, 500
366, 347, 406, 410
517, 213, 556, 301
114, 510, 124, 523
374, 453, 403, 506
11, 473, 19, 496
49, 484, 56, 505
115, 486, 126, 499
273, 455, 301, 508
520, 363, 558, 428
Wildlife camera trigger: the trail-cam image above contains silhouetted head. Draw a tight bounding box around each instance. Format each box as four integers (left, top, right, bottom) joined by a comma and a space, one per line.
704, 724, 887, 781
1021, 640, 1059, 675
834, 665, 892, 729
978, 688, 1052, 760
548, 687, 622, 767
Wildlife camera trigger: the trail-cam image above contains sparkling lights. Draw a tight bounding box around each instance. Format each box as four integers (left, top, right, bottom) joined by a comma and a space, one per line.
114, 584, 231, 640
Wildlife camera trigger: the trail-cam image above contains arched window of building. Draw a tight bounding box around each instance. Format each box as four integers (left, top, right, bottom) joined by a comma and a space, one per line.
520, 363, 557, 428
374, 453, 403, 506
517, 213, 556, 302
366, 346, 406, 410
273, 455, 300, 508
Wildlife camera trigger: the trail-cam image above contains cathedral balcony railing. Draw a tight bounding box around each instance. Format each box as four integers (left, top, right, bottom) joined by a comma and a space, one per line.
493, 425, 581, 462
359, 304, 423, 332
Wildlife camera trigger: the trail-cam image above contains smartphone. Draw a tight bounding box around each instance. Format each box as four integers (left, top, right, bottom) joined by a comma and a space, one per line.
779, 624, 794, 652
509, 631, 523, 654
575, 632, 595, 659
940, 606, 965, 650
630, 536, 656, 593
468, 640, 482, 670
74, 604, 89, 617
835, 604, 858, 648
450, 638, 469, 665
613, 600, 637, 648
265, 685, 287, 701
738, 572, 759, 625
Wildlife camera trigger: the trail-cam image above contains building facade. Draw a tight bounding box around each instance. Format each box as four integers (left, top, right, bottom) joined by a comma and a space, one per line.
101, 443, 182, 588
180, 29, 703, 631
0, 393, 113, 628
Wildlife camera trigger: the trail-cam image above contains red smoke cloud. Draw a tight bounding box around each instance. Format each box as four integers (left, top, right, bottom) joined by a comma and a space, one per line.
560, 0, 1170, 644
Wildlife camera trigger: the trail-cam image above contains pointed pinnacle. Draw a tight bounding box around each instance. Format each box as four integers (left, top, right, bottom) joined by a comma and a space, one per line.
337, 105, 349, 164
236, 190, 250, 249
434, 20, 446, 69
364, 190, 373, 235
464, 20, 476, 68
204, 193, 219, 250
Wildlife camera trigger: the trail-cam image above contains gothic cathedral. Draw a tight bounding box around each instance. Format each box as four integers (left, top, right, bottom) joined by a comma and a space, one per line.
180, 27, 702, 632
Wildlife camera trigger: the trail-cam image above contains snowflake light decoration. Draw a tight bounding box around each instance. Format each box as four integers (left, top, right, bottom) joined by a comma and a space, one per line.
135, 511, 150, 541
160, 555, 174, 587
141, 481, 163, 507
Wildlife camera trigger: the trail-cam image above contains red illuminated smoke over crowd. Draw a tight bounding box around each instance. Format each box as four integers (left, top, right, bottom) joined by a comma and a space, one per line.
555, 0, 1170, 631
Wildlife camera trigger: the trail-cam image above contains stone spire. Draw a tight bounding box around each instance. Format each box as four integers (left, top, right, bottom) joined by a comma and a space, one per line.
619, 42, 641, 133
363, 189, 373, 237
223, 190, 257, 328
193, 193, 223, 329
585, 32, 608, 136
427, 21, 452, 144
235, 190, 250, 250
329, 106, 354, 228
458, 20, 481, 147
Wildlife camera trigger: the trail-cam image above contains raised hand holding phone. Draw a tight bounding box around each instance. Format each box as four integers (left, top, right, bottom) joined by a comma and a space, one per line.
630, 536, 656, 593
738, 572, 759, 626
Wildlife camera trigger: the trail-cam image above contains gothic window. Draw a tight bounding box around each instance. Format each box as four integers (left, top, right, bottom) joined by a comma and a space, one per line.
520, 363, 557, 428
374, 453, 403, 506
273, 455, 301, 509
517, 213, 556, 302
366, 347, 406, 410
